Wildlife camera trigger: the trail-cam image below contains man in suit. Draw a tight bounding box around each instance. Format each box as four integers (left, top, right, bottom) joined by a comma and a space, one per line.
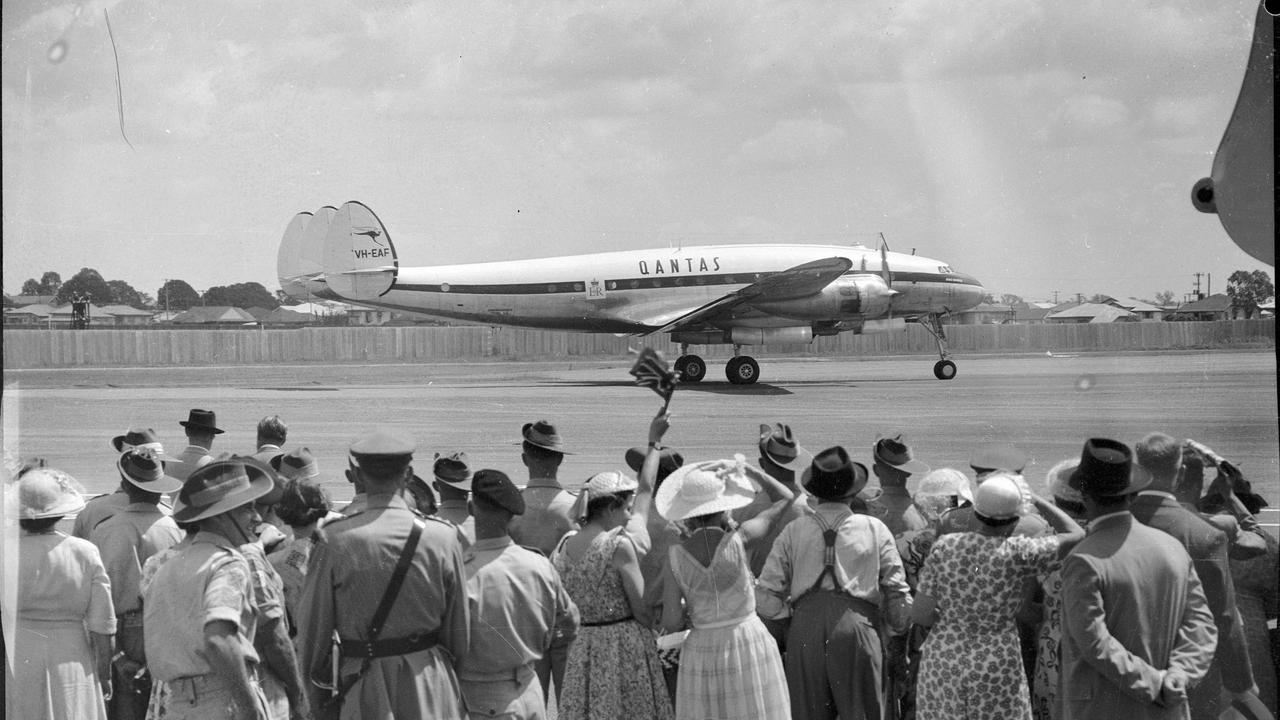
251, 415, 288, 465
1060, 437, 1217, 720
168, 409, 222, 481
1132, 432, 1258, 719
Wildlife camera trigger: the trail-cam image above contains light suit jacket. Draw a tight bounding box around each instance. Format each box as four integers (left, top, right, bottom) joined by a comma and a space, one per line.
1061, 512, 1216, 720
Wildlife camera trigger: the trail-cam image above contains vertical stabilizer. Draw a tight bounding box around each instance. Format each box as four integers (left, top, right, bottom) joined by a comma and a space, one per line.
323, 201, 398, 300
277, 212, 312, 301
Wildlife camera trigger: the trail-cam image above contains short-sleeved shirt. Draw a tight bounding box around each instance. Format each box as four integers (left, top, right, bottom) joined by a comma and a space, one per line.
458, 536, 579, 679
142, 530, 259, 681
509, 480, 578, 557
240, 540, 286, 627
88, 502, 184, 614
72, 491, 132, 539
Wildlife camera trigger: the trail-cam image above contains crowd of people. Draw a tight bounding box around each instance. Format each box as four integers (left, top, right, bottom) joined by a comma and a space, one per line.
5, 406, 1278, 720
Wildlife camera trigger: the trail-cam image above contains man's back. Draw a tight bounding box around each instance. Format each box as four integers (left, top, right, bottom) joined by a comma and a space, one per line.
1061, 514, 1216, 720
90, 503, 184, 614
508, 482, 577, 557
1130, 491, 1254, 716
72, 490, 132, 539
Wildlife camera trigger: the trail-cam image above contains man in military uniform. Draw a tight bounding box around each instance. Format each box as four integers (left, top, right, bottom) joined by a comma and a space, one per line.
432, 451, 475, 546
458, 469, 580, 719
296, 432, 469, 719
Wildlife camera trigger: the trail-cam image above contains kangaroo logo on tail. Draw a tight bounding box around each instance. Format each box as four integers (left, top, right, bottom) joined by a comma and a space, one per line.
354, 227, 384, 246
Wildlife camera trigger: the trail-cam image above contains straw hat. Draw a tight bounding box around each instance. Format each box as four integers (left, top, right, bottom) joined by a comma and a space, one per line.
570, 470, 637, 522
20, 468, 87, 520
655, 458, 757, 522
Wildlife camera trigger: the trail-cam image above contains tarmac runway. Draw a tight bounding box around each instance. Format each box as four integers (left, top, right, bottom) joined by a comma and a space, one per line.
5, 350, 1277, 511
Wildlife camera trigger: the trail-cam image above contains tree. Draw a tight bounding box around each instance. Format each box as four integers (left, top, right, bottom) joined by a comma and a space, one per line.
21, 278, 41, 295
1088, 294, 1114, 304
1000, 293, 1024, 306
38, 271, 62, 295
202, 282, 279, 310
1155, 290, 1176, 307
55, 268, 114, 305
107, 279, 148, 308
156, 279, 201, 312
1226, 270, 1274, 319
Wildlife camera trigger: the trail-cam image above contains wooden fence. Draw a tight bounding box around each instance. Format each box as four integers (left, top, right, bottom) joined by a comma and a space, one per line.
3, 320, 1273, 368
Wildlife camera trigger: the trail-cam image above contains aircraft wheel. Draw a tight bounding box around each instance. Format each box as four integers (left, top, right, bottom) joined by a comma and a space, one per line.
933, 360, 957, 380
726, 356, 760, 385
679, 355, 707, 383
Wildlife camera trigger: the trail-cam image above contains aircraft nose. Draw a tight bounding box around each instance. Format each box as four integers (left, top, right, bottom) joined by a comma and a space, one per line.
954, 273, 986, 309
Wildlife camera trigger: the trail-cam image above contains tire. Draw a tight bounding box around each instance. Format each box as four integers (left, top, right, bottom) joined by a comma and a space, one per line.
933, 360, 957, 380
726, 356, 760, 385
680, 355, 707, 383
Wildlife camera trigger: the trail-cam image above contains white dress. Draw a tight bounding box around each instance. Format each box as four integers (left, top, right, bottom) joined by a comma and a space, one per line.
9, 531, 116, 720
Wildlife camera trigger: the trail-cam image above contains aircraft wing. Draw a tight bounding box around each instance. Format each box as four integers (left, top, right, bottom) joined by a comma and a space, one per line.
646, 256, 853, 334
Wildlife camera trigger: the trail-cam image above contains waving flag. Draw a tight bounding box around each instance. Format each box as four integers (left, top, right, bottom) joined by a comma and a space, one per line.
629, 347, 678, 411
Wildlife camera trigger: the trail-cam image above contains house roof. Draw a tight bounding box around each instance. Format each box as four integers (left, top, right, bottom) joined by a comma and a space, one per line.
1118, 297, 1164, 313
258, 307, 312, 323
6, 303, 55, 318
1176, 293, 1231, 312
97, 304, 153, 316
1013, 306, 1052, 321
8, 294, 56, 306
1046, 303, 1138, 322
958, 302, 1013, 314
169, 306, 257, 323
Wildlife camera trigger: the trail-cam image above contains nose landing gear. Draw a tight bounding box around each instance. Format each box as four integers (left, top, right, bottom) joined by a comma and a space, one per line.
921, 313, 959, 380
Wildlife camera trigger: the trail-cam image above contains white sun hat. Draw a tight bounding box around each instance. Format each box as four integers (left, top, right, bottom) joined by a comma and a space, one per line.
655, 457, 758, 522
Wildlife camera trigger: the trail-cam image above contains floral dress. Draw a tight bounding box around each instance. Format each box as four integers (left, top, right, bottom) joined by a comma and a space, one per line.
916, 532, 1059, 720
553, 527, 675, 720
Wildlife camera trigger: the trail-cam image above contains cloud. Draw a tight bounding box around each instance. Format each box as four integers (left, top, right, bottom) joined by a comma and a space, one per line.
734, 118, 847, 168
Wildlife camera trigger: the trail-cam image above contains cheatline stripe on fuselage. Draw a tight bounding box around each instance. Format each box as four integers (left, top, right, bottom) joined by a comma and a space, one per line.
390, 271, 983, 296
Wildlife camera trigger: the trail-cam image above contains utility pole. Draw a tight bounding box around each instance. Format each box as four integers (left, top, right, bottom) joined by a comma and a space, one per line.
1193, 272, 1203, 300
1052, 290, 1060, 304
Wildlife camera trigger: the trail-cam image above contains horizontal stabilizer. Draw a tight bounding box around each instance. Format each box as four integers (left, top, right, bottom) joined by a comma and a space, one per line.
647, 256, 852, 334
323, 201, 398, 300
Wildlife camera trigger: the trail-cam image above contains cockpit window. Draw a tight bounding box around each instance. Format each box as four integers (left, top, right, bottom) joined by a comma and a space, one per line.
938, 265, 954, 274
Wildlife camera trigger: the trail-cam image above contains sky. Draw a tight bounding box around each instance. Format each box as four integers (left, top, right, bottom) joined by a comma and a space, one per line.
2, 0, 1272, 304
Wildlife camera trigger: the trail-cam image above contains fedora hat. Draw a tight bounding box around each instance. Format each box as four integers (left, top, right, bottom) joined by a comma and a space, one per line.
19, 468, 87, 520
803, 446, 869, 502
111, 427, 168, 455
433, 452, 472, 490
655, 458, 757, 522
118, 447, 183, 494
271, 447, 320, 481
172, 456, 274, 523
179, 409, 224, 435
969, 443, 1027, 474
520, 420, 574, 455
1069, 438, 1148, 497
759, 423, 812, 471
624, 445, 685, 479
874, 432, 930, 474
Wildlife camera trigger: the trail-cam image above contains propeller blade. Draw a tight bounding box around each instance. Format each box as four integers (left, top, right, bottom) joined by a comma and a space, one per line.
880, 242, 892, 288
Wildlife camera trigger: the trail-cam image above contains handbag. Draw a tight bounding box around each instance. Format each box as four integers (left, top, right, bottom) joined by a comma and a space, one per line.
312, 518, 425, 719
655, 629, 689, 671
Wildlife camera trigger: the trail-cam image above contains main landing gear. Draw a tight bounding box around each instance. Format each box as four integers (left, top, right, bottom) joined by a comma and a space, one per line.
674, 345, 760, 385
920, 313, 958, 380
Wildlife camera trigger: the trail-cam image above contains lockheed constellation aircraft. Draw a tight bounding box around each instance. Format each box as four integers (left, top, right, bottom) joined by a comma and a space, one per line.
277, 201, 986, 384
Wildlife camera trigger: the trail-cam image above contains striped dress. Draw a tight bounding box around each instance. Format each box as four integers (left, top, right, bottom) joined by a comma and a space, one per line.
669, 530, 790, 720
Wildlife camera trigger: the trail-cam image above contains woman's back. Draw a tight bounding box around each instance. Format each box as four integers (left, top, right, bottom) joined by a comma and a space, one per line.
554, 528, 631, 622
669, 529, 755, 627
922, 532, 1057, 635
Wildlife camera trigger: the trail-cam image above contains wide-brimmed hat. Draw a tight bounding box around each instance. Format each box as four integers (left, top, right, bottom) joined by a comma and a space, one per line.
759, 423, 812, 471
19, 468, 87, 519
172, 456, 274, 523
472, 469, 525, 515
970, 443, 1027, 474
1069, 438, 1148, 497
913, 467, 974, 504
873, 432, 930, 475
655, 459, 757, 522
1045, 459, 1083, 505
118, 447, 183, 494
179, 409, 225, 435
570, 470, 636, 522
111, 427, 168, 455
973, 474, 1025, 520
624, 445, 685, 479
433, 452, 472, 490
519, 420, 574, 454
802, 446, 869, 502
271, 447, 320, 481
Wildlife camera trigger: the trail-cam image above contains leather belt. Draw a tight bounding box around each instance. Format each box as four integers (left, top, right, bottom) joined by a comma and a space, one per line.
339, 630, 440, 659
582, 615, 633, 627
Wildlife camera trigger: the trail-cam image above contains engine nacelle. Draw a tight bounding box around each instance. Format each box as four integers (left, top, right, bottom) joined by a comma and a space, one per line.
729, 326, 814, 345
750, 274, 893, 320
